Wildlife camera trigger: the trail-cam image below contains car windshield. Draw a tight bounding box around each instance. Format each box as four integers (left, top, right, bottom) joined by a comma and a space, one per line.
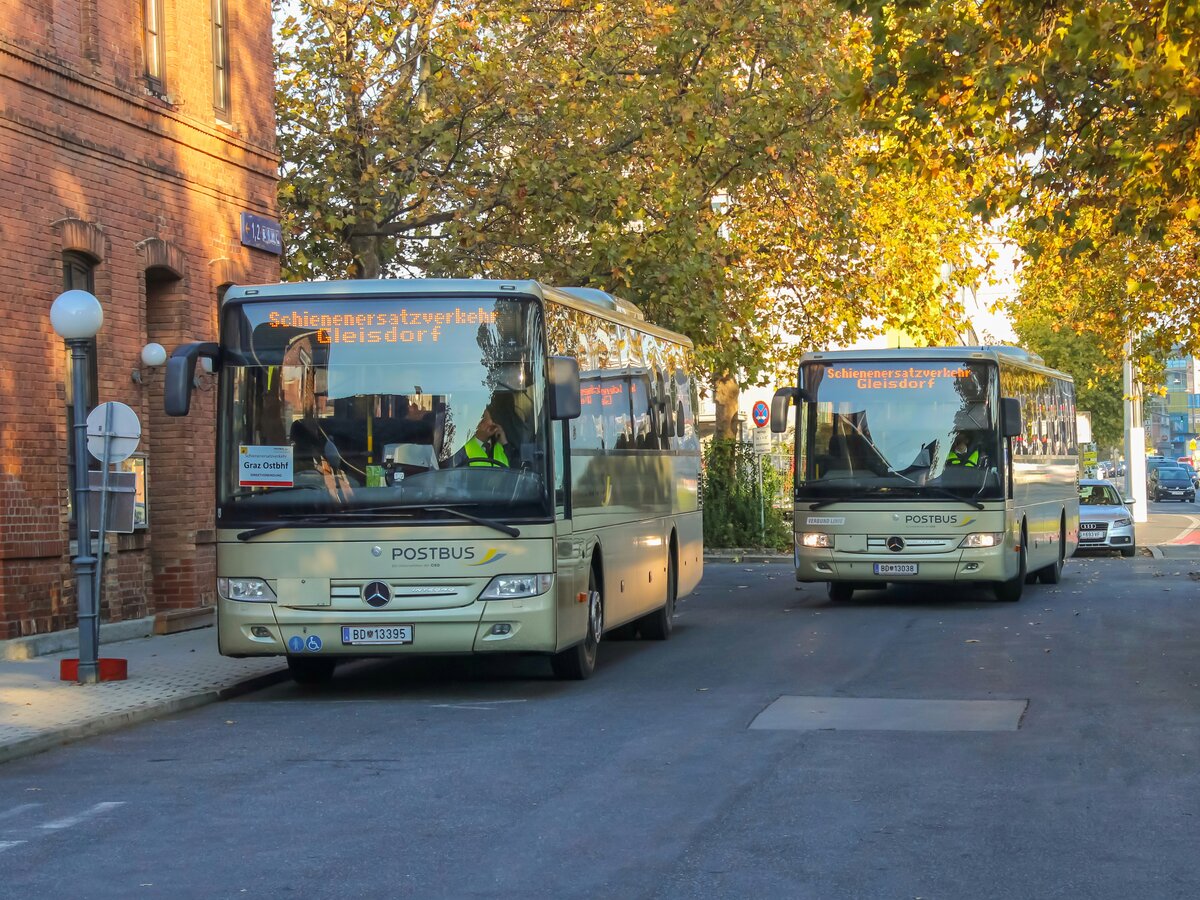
216, 296, 550, 523
795, 359, 1003, 501
1080, 484, 1121, 506
1159, 470, 1189, 484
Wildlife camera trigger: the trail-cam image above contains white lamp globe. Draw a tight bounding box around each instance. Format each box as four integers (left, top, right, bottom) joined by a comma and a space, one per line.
140, 342, 168, 367
50, 290, 104, 340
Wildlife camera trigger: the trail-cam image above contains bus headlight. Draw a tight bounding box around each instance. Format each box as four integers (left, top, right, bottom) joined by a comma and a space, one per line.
479, 574, 553, 600
217, 577, 277, 602
800, 532, 832, 548
959, 533, 1005, 549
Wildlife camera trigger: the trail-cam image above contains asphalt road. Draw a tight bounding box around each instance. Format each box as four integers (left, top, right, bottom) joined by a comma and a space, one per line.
4, 555, 1200, 899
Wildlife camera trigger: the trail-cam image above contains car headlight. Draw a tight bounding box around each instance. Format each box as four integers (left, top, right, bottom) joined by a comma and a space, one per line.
1113, 517, 1132, 527
959, 532, 1005, 548
800, 532, 832, 548
217, 577, 277, 602
479, 574, 553, 600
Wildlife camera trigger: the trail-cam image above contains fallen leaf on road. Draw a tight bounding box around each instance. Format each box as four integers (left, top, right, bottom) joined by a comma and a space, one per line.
965, 639, 980, 643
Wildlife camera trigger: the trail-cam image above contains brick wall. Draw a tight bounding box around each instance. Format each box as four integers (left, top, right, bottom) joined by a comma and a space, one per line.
0, 0, 279, 638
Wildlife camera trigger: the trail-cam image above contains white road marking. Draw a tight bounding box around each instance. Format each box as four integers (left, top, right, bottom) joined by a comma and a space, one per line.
429, 699, 529, 710
38, 802, 125, 832
0, 804, 40, 822
1162, 513, 1200, 545
0, 841, 28, 854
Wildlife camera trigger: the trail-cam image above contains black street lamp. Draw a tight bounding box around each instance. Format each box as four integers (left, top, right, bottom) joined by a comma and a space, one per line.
50, 289, 104, 684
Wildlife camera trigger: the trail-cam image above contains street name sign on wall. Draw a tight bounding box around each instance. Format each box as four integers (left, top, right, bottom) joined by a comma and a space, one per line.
240, 212, 282, 255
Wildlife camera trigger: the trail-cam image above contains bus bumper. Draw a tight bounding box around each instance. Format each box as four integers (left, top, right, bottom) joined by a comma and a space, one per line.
795, 545, 1013, 584
217, 592, 559, 658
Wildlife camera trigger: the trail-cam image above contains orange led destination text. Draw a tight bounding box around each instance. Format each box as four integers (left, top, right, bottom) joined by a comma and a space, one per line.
266, 307, 499, 345
828, 366, 972, 390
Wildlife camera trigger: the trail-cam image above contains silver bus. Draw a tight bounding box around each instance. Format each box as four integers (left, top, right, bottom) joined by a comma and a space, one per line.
166, 279, 702, 682
771, 346, 1079, 603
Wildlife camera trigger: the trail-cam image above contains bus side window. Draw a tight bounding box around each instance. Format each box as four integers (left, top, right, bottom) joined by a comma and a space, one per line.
553, 420, 566, 513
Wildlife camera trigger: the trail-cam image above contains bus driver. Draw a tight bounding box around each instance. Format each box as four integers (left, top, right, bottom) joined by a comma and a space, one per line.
452, 402, 514, 468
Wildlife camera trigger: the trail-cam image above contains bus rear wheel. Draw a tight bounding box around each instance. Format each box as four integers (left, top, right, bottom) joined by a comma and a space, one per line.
551, 567, 602, 680
1037, 525, 1066, 584
639, 549, 677, 640
287, 656, 336, 686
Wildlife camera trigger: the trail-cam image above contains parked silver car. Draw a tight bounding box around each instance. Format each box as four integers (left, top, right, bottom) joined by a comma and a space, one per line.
1077, 479, 1137, 557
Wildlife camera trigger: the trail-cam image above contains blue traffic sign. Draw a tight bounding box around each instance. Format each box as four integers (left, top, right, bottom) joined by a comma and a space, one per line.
752, 400, 770, 428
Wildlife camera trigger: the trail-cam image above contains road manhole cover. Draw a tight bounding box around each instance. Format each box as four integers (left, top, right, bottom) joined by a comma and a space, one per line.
749, 696, 1028, 732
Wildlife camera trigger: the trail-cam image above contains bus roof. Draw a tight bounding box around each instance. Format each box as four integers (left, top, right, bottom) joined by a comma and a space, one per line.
800, 345, 1070, 379
222, 279, 692, 349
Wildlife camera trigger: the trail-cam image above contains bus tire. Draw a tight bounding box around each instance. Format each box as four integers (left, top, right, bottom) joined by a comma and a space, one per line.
287, 656, 336, 686
827, 582, 854, 603
639, 545, 678, 641
551, 565, 602, 680
994, 537, 1027, 603
1037, 521, 1066, 584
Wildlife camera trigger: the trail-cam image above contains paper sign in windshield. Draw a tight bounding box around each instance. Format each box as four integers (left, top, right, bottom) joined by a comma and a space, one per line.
239, 445, 293, 487
829, 365, 971, 390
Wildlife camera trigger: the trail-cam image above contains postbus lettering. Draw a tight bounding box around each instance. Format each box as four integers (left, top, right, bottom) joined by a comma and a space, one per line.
391, 547, 478, 562
905, 514, 960, 525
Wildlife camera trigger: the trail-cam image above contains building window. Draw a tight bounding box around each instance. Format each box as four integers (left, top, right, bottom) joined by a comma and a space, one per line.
212, 0, 230, 116
63, 252, 100, 520
144, 0, 166, 94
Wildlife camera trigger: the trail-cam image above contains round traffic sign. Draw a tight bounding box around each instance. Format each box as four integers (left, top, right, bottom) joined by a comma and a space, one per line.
86, 401, 141, 462
752, 400, 770, 428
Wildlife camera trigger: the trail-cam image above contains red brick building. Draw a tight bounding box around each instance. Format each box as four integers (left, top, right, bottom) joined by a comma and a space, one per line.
0, 0, 280, 638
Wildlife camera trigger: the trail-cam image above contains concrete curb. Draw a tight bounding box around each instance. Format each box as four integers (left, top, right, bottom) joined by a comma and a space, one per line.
0, 666, 290, 766
1148, 545, 1165, 558
0, 616, 156, 661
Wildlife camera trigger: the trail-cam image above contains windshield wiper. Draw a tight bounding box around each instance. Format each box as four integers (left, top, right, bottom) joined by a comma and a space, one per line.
350, 504, 520, 537
804, 483, 985, 511
235, 505, 520, 542
228, 485, 320, 500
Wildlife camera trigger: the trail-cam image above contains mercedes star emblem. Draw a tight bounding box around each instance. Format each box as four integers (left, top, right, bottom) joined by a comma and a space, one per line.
886, 536, 905, 553
362, 580, 392, 608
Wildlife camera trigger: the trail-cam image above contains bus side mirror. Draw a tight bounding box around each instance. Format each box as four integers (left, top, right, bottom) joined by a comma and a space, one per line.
1000, 397, 1022, 438
548, 356, 581, 420
164, 341, 220, 416
771, 387, 797, 433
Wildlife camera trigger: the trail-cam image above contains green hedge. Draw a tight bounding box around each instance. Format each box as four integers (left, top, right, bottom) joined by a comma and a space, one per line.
700, 440, 792, 550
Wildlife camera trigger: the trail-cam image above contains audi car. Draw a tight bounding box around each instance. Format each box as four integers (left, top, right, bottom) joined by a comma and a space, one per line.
1077, 479, 1137, 557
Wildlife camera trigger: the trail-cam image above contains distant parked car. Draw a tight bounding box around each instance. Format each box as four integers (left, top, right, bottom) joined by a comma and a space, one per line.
1179, 462, 1200, 489
1149, 467, 1196, 502
1077, 479, 1137, 557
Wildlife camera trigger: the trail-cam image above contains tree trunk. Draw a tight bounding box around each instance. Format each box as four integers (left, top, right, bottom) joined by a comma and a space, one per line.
714, 373, 741, 441
349, 228, 382, 280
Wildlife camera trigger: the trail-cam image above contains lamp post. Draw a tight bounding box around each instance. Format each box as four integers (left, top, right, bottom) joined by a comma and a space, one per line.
1123, 337, 1148, 524
50, 289, 104, 684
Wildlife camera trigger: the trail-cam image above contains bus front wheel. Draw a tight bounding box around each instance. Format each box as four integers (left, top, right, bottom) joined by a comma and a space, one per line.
993, 540, 1027, 603
551, 567, 603, 680
287, 656, 336, 686
827, 582, 854, 603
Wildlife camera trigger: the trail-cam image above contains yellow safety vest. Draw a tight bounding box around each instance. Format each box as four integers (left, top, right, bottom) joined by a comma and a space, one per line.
463, 437, 508, 467
947, 448, 979, 467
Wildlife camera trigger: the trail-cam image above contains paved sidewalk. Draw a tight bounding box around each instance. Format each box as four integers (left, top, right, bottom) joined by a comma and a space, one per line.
0, 627, 287, 765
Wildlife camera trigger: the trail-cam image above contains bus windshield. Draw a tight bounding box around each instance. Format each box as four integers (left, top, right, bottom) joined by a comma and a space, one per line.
796, 359, 1004, 502
216, 296, 549, 523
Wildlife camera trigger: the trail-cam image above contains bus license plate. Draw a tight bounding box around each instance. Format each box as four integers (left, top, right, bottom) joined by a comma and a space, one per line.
341, 625, 413, 645
874, 563, 918, 576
